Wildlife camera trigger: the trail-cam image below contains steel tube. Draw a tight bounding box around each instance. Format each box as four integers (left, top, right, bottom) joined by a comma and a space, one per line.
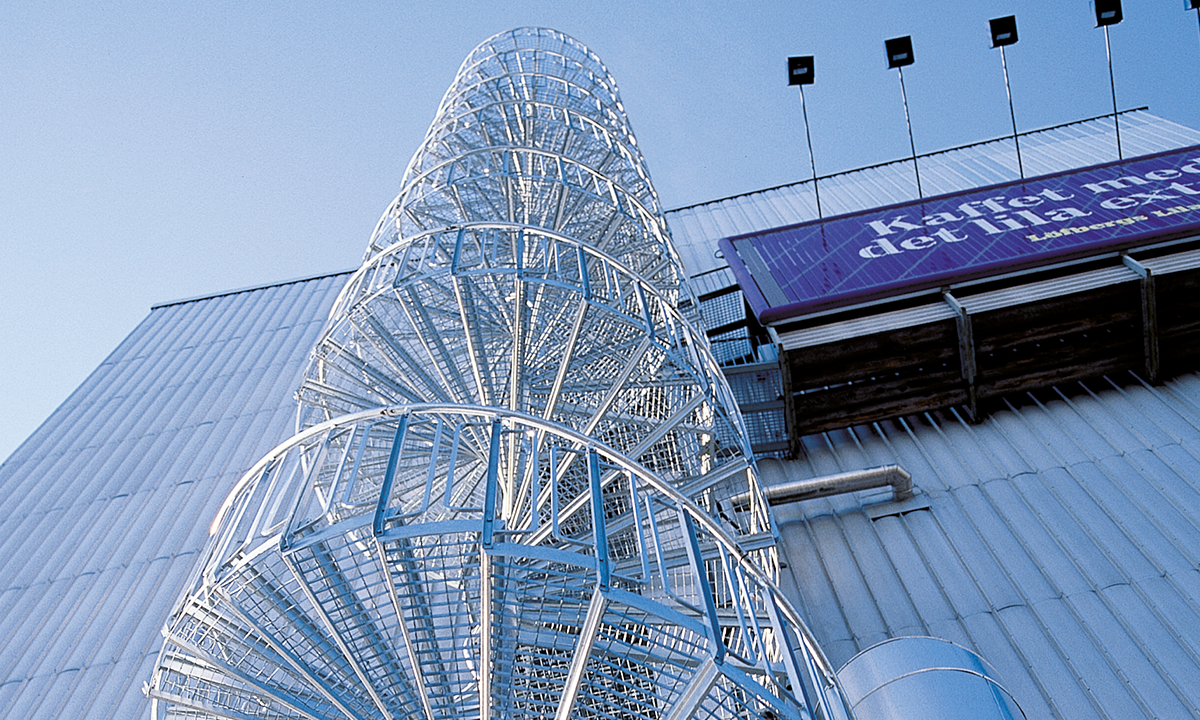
761, 465, 913, 504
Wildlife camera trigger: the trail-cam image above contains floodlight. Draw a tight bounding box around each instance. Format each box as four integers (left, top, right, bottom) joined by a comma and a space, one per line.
885, 36, 914, 68
990, 16, 1018, 47
1190, 1, 1200, 52
1095, 0, 1123, 26
788, 55, 814, 86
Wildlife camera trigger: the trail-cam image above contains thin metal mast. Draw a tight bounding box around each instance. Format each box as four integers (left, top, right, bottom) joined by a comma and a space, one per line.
897, 65, 923, 198
1000, 45, 1024, 179
1104, 25, 1122, 159
798, 84, 823, 218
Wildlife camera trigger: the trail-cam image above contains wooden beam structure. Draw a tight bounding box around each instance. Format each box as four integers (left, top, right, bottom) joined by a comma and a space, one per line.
774, 242, 1200, 441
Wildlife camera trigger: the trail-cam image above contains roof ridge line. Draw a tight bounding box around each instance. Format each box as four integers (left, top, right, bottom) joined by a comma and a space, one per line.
150, 268, 357, 310
664, 106, 1152, 214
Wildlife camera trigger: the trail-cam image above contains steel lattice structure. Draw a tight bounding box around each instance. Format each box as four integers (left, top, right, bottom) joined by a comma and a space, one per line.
147, 27, 852, 720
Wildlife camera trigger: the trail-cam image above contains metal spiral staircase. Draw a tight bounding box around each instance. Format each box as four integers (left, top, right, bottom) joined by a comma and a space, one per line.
147, 27, 852, 720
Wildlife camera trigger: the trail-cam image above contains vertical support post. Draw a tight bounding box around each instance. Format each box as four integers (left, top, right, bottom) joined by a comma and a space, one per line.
778, 349, 801, 460
588, 449, 610, 590
1123, 255, 1160, 383
680, 509, 725, 664
478, 418, 504, 720
999, 45, 1024, 179
373, 415, 410, 538
482, 418, 503, 548
478, 548, 492, 720
944, 292, 978, 422
798, 85, 822, 218
897, 66, 923, 198
1104, 25, 1122, 160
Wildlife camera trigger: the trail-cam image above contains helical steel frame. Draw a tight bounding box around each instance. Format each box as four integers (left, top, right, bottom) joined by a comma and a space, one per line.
147, 27, 853, 720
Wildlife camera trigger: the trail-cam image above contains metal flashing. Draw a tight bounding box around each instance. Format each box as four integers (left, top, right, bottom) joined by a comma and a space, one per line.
150, 268, 356, 310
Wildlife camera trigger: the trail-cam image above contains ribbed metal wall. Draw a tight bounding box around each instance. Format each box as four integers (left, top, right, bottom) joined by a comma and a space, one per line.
768, 369, 1200, 720
0, 273, 348, 719
15, 269, 1200, 720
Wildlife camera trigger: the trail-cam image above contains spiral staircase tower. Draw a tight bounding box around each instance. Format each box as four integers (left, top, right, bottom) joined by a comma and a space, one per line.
147, 27, 852, 720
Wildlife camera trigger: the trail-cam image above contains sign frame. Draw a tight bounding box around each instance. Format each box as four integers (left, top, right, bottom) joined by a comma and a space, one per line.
721, 142, 1200, 325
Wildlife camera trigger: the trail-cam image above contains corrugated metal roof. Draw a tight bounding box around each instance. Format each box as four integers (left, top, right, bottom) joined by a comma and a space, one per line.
0, 272, 348, 719
665, 111, 1200, 280
766, 370, 1200, 719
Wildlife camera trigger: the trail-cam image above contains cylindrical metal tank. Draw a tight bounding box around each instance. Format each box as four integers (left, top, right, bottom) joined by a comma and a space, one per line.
838, 636, 1026, 720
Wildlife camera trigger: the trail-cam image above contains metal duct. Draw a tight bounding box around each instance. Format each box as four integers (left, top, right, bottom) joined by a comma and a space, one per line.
736, 461, 913, 507
838, 637, 1026, 720
759, 463, 913, 504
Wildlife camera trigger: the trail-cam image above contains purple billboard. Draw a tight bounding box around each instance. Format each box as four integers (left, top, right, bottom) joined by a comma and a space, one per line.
721, 144, 1200, 325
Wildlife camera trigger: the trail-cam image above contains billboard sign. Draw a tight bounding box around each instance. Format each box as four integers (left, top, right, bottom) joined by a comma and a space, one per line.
721, 143, 1200, 324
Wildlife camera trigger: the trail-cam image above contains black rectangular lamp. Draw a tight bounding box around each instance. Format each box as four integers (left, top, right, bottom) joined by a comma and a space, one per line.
788, 56, 814, 86
1095, 0, 1123, 26
990, 16, 1018, 47
885, 36, 914, 68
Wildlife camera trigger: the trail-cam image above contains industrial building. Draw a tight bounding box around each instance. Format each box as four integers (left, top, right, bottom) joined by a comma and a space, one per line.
5, 23, 1200, 720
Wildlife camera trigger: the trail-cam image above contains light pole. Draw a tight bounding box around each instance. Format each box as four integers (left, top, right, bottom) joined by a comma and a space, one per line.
885, 35, 922, 198
788, 55, 822, 218
1095, 0, 1124, 159
1189, 0, 1200, 53
989, 15, 1024, 179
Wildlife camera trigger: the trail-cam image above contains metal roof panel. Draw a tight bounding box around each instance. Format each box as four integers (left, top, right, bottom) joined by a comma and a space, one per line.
772, 370, 1200, 719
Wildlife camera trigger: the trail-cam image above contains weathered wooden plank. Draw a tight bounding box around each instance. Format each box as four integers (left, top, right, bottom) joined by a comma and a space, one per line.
790, 367, 967, 436
971, 285, 1140, 354
785, 320, 958, 390
977, 359, 1141, 399
779, 267, 1200, 442
975, 329, 1141, 381
1153, 272, 1200, 374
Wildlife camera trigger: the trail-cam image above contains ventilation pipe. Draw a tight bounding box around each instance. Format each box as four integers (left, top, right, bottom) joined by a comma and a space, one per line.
754, 464, 913, 505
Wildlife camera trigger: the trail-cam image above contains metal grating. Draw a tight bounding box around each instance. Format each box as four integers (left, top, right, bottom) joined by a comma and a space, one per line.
146, 27, 850, 720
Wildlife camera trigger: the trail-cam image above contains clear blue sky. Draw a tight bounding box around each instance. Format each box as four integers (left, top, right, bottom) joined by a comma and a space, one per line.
3, 0, 1200, 461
